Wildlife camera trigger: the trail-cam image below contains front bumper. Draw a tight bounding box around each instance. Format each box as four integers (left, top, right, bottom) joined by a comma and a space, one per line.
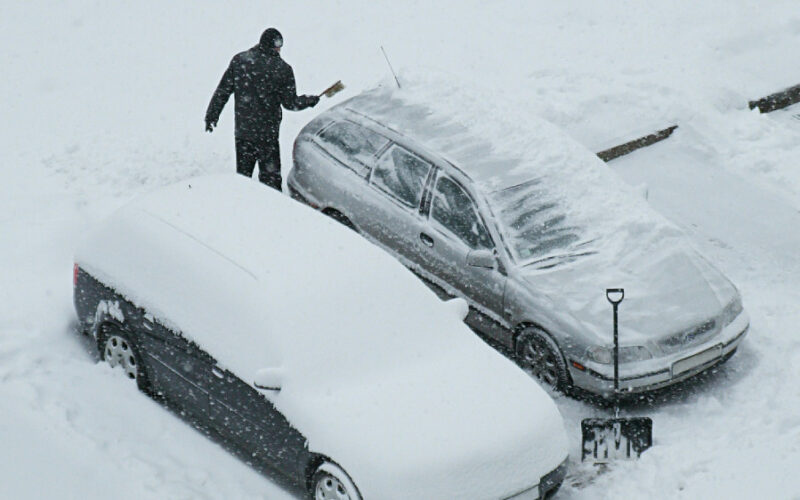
569, 312, 750, 396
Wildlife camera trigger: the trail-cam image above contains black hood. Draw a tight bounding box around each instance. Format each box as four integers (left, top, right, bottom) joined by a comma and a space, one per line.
259, 28, 283, 51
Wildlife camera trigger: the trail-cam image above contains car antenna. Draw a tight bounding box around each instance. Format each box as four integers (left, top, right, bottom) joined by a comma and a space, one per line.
381, 46, 401, 89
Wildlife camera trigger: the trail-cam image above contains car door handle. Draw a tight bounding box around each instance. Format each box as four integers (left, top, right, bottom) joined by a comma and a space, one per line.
211, 366, 225, 379
420, 232, 434, 247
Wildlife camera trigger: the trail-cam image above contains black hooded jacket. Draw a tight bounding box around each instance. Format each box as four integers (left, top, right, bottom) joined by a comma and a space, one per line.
205, 44, 316, 143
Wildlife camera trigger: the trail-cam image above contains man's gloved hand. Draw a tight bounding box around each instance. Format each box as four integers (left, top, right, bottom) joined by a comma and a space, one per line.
205, 119, 217, 132
304, 95, 320, 108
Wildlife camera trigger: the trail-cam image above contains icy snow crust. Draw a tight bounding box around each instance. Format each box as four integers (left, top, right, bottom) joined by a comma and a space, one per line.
75, 175, 568, 499
343, 80, 738, 348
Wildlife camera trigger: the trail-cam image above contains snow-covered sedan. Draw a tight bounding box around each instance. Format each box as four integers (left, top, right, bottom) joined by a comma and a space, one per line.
73, 175, 569, 500
287, 81, 750, 397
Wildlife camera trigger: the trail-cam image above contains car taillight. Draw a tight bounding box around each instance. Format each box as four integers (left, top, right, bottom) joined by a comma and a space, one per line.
73, 263, 79, 286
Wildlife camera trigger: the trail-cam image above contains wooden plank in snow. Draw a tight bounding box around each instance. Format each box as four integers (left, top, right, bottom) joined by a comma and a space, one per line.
748, 84, 800, 113
596, 125, 678, 162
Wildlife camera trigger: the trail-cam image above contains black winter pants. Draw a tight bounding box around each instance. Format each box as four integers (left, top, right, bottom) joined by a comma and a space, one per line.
235, 137, 282, 192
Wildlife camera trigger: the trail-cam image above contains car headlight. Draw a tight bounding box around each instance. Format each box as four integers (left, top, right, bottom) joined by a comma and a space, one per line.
586, 345, 653, 364
722, 295, 743, 326
587, 346, 613, 364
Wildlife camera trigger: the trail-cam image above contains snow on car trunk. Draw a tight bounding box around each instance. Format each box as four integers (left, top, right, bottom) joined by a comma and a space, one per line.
75, 174, 568, 499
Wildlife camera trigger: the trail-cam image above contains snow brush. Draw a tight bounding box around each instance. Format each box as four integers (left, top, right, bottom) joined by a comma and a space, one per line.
581, 288, 653, 463
319, 80, 345, 99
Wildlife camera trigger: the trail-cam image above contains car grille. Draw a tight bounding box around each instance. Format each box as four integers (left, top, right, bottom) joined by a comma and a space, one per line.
660, 319, 718, 353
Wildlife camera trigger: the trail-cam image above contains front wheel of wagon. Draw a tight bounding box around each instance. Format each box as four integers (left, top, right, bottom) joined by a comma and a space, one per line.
97, 324, 152, 394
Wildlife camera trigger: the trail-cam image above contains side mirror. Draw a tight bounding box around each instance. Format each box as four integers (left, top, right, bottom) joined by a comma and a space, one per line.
467, 249, 496, 269
254, 367, 283, 392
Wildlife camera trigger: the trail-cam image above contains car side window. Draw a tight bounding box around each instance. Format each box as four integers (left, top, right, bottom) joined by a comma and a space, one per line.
371, 145, 432, 208
431, 176, 493, 249
317, 121, 389, 178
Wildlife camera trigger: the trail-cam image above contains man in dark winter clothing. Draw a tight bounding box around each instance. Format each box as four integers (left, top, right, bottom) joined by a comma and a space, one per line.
205, 28, 319, 191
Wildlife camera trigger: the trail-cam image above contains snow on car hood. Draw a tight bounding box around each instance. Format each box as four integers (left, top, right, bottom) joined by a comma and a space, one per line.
278, 341, 568, 500
517, 237, 737, 347
76, 175, 567, 497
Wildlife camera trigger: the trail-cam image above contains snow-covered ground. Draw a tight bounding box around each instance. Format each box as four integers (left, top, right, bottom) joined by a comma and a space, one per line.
3, 1, 800, 498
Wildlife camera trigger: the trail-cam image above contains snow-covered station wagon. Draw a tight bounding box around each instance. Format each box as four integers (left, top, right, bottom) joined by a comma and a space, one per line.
73, 175, 569, 500
288, 84, 750, 397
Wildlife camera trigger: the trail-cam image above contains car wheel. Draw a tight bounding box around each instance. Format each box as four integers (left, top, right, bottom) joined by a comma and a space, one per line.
322, 209, 358, 233
311, 462, 361, 500
516, 327, 569, 392
98, 324, 151, 394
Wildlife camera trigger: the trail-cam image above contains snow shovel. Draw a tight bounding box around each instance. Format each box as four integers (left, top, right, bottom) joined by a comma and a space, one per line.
319, 80, 345, 98
581, 288, 653, 463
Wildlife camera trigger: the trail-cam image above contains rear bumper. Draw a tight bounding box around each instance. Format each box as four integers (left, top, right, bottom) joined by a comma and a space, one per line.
570, 312, 749, 396
504, 458, 568, 500
286, 180, 316, 207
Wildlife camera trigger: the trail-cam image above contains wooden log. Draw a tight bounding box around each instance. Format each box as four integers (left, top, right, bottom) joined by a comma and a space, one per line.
748, 83, 800, 113
596, 125, 678, 162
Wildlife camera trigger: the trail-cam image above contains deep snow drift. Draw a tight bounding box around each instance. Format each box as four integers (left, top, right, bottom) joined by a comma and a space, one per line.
3, 1, 800, 498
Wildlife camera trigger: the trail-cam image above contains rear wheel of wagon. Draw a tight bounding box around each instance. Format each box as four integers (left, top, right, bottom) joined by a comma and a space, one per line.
322, 208, 358, 233
97, 324, 152, 394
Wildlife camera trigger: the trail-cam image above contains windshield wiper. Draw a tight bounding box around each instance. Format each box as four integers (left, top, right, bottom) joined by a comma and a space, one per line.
524, 250, 596, 269
521, 239, 599, 269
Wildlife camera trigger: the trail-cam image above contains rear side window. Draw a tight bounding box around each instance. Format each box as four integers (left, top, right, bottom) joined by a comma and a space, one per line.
431, 176, 493, 249
317, 121, 388, 178
371, 145, 432, 208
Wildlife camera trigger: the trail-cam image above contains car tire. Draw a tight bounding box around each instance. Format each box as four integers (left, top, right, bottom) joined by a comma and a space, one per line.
310, 462, 361, 500
322, 208, 358, 233
516, 327, 570, 392
97, 324, 152, 394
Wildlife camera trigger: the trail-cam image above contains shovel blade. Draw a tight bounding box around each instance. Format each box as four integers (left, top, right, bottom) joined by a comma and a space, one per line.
581, 417, 653, 463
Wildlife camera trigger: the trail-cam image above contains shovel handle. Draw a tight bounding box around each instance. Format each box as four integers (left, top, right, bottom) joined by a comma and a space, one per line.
606, 288, 624, 305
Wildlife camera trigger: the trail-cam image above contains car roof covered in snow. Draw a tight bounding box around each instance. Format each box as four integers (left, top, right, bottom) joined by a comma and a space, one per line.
336, 78, 685, 270
339, 82, 607, 193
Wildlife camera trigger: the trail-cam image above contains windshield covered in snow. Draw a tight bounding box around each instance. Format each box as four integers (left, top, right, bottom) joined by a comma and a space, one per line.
488, 179, 596, 266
